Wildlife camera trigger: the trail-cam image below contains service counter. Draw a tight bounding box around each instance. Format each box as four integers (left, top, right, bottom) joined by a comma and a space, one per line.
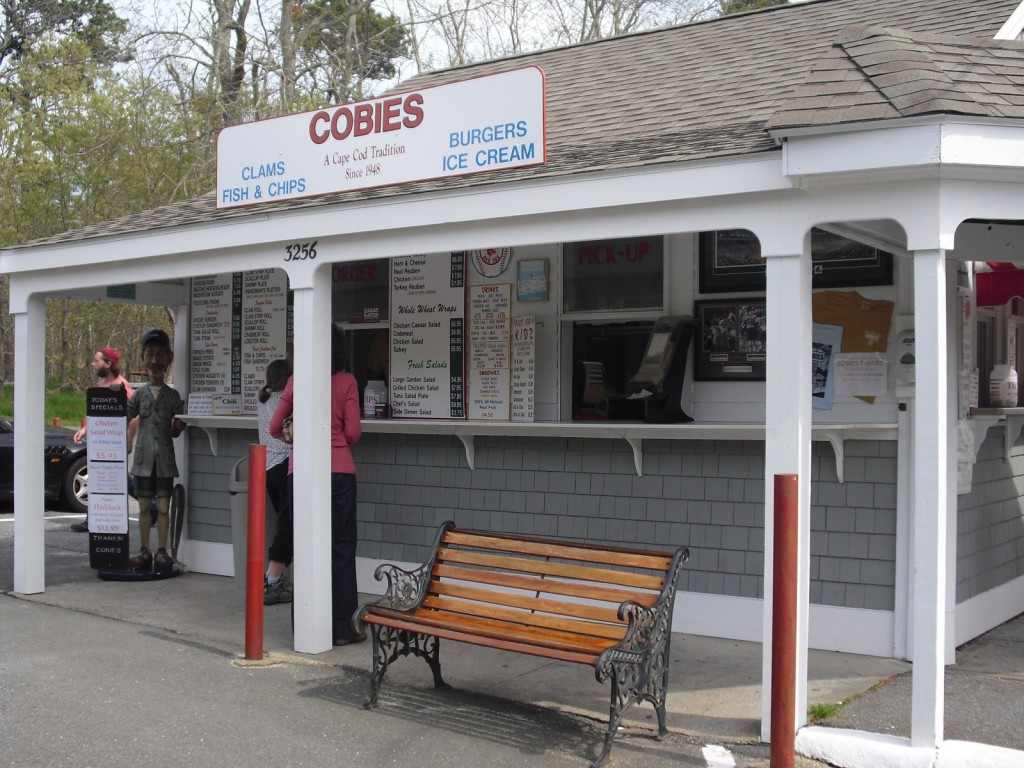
184, 414, 897, 482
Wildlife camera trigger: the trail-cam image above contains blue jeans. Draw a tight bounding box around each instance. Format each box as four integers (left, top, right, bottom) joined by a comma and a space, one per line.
331, 473, 359, 640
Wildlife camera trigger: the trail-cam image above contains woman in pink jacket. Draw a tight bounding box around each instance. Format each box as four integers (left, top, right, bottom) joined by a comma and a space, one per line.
270, 327, 364, 645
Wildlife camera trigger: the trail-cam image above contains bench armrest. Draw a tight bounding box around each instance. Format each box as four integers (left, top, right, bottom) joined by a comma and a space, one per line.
374, 560, 433, 610
595, 546, 688, 682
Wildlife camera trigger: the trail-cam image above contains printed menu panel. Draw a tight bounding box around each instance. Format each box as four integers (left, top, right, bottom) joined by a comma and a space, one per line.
468, 284, 511, 420
190, 270, 289, 414
511, 316, 536, 422
85, 387, 128, 547
389, 253, 466, 418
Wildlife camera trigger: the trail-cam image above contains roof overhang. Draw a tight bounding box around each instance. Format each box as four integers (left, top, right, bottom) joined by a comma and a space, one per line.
771, 115, 1024, 188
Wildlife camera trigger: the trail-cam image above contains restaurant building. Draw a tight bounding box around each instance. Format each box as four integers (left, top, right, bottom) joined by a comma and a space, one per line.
4, 0, 1024, 761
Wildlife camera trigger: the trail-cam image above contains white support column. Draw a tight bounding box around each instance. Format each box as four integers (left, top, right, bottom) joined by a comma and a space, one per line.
13, 294, 47, 594
171, 304, 191, 506
290, 268, 334, 654
943, 261, 958, 666
910, 248, 947, 748
761, 240, 812, 743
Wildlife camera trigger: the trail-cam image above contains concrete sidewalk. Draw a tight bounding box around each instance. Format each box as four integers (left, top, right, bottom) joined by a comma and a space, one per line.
3, 514, 1023, 767
7, 567, 912, 744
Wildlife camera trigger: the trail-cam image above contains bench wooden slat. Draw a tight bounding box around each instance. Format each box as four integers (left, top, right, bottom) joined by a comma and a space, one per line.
445, 530, 674, 571
364, 611, 602, 665
364, 607, 616, 660
430, 578, 628, 626
422, 593, 628, 641
432, 563, 659, 608
436, 548, 667, 591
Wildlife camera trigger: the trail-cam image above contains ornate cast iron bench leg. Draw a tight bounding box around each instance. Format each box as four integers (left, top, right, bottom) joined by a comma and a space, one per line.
364, 624, 451, 709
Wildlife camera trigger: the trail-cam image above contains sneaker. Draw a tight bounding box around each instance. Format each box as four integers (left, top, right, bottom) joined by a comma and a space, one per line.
69, 522, 88, 533
263, 574, 293, 605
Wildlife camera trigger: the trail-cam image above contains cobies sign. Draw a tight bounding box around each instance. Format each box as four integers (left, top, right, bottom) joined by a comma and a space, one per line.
216, 67, 546, 209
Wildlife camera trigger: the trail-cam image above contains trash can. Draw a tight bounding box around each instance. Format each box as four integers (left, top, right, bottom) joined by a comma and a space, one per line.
229, 456, 277, 585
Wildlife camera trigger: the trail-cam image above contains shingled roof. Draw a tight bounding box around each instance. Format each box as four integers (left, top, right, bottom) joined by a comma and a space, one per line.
10, 0, 1020, 249
768, 26, 1024, 129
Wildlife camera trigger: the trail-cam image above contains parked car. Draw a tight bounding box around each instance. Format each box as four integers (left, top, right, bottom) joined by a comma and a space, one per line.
0, 417, 88, 514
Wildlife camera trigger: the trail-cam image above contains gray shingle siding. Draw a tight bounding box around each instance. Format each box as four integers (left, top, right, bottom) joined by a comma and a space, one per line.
956, 428, 1024, 602
189, 432, 901, 610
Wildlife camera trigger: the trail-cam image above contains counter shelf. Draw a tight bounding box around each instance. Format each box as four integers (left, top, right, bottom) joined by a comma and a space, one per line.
184, 414, 897, 481
969, 407, 1024, 462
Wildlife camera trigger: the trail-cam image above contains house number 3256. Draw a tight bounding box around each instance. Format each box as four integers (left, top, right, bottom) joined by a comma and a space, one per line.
284, 241, 318, 261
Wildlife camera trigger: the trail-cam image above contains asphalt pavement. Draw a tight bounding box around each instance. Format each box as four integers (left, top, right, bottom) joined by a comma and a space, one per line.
2, 507, 1022, 768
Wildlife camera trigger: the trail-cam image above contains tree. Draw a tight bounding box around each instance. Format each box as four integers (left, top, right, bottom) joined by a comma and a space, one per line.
0, 0, 128, 73
718, 0, 785, 15
386, 0, 721, 72
0, 35, 205, 387
290, 0, 409, 103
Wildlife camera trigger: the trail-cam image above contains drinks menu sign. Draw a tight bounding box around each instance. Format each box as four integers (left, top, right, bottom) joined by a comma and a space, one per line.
390, 253, 466, 418
468, 284, 511, 420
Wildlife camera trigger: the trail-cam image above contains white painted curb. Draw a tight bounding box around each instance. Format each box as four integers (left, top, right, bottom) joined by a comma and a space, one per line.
795, 727, 1024, 768
796, 726, 934, 768
935, 741, 1024, 768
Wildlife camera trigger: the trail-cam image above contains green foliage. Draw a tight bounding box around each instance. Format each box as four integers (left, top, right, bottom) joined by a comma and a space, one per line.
0, 383, 86, 425
0, 0, 128, 74
808, 701, 843, 722
293, 0, 411, 103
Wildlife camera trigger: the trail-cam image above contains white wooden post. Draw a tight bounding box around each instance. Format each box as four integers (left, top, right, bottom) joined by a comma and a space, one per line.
13, 294, 47, 594
910, 248, 947, 747
761, 239, 812, 743
290, 266, 335, 653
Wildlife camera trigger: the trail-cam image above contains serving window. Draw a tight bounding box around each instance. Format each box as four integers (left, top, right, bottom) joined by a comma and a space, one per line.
562, 236, 664, 313
571, 321, 653, 421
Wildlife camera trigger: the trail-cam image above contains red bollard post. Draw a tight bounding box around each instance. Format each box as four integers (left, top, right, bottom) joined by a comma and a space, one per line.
771, 473, 798, 768
245, 444, 267, 660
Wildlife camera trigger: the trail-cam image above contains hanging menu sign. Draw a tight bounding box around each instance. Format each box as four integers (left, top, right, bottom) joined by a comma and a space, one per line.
241, 270, 289, 412
511, 316, 536, 422
190, 270, 289, 414
191, 274, 234, 396
468, 284, 511, 420
390, 253, 466, 418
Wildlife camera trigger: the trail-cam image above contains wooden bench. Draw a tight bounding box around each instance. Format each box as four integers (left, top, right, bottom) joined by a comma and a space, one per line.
353, 520, 689, 767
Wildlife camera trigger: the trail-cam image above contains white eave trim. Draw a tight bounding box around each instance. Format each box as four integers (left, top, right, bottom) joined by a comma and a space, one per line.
0, 151, 788, 278
774, 116, 1024, 183
995, 1, 1024, 40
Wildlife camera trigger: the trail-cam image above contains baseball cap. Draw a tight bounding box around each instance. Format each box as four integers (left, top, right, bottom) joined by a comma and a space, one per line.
100, 347, 120, 366
141, 328, 171, 350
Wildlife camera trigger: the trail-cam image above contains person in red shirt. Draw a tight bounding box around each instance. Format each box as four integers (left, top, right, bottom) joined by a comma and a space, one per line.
269, 327, 364, 644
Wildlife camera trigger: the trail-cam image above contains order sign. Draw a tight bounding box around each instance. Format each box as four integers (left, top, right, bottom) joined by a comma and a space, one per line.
216, 67, 546, 208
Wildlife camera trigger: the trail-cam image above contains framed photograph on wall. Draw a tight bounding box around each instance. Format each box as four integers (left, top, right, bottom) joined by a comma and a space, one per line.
698, 228, 894, 293
694, 298, 767, 381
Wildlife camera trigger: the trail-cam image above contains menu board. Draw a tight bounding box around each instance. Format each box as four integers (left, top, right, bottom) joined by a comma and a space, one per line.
190, 274, 235, 396
86, 387, 129, 568
390, 253, 466, 418
469, 284, 511, 420
511, 316, 536, 422
190, 269, 289, 414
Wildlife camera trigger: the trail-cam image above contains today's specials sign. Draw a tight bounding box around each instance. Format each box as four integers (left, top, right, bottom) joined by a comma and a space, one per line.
216, 67, 546, 209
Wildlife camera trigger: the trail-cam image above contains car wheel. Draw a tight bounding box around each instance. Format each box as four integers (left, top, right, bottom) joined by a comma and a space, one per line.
63, 455, 88, 515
